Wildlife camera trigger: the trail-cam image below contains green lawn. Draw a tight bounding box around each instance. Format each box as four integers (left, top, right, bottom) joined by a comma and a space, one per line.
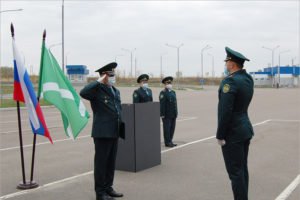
0, 85, 40, 95
0, 99, 52, 108
0, 85, 14, 95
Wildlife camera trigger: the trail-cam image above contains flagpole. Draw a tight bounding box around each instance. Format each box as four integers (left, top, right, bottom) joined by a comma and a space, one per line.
16, 101, 26, 186
28, 31, 48, 189
29, 133, 38, 185
11, 23, 39, 190
62, 0, 65, 73
11, 23, 27, 189
29, 30, 47, 187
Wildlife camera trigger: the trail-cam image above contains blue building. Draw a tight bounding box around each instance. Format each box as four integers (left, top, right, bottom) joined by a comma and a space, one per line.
250, 66, 300, 87
66, 65, 89, 82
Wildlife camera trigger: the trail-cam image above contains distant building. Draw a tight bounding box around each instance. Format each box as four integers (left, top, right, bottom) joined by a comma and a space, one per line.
250, 66, 300, 87
66, 65, 89, 82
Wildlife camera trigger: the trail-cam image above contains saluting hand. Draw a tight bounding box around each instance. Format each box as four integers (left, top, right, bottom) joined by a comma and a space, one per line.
97, 74, 107, 83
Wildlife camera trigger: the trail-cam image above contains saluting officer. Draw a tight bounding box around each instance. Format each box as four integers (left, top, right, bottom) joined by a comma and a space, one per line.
216, 47, 254, 200
133, 74, 153, 103
159, 76, 178, 148
80, 62, 124, 200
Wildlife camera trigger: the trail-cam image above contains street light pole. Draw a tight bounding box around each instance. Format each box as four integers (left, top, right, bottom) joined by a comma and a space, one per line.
207, 53, 214, 78
160, 55, 162, 79
134, 57, 137, 78
291, 56, 296, 66
121, 48, 136, 78
62, 0, 65, 74
160, 53, 167, 80
262, 45, 280, 87
65, 52, 70, 79
165, 43, 184, 89
66, 52, 70, 66
291, 56, 297, 86
200, 45, 212, 88
49, 43, 62, 51
278, 50, 290, 87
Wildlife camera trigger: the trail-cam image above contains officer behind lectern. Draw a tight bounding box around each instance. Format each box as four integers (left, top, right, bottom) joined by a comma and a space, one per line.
133, 74, 153, 103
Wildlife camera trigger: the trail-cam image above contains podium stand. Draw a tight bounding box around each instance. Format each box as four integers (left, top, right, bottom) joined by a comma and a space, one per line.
116, 102, 161, 172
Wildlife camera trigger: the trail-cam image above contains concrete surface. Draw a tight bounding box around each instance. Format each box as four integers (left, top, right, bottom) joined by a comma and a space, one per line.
0, 86, 299, 200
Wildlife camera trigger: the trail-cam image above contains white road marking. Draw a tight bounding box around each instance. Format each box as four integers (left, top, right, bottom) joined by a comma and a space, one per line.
275, 174, 300, 200
161, 135, 216, 153
253, 119, 271, 126
0, 134, 91, 152
177, 117, 198, 122
0, 126, 62, 135
271, 119, 300, 123
0, 117, 195, 134
0, 119, 299, 199
0, 116, 59, 124
0, 171, 93, 200
161, 119, 272, 153
0, 117, 197, 152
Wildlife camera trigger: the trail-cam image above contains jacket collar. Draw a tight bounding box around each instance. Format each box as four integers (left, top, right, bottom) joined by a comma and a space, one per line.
100, 83, 116, 98
227, 69, 246, 78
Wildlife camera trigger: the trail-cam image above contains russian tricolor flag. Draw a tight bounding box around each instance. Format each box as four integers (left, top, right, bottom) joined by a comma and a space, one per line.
13, 38, 53, 143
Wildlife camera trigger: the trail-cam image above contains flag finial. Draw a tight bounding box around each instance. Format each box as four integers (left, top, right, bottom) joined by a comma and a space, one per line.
10, 23, 15, 38
43, 30, 46, 40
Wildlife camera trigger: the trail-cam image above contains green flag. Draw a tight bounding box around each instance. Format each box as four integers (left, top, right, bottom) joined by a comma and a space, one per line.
38, 38, 89, 139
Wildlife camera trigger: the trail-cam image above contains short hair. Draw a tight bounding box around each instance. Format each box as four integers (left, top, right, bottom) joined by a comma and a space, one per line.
233, 61, 243, 69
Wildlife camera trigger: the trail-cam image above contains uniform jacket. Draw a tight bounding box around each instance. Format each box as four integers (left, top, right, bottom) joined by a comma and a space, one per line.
80, 81, 122, 139
159, 89, 178, 119
216, 69, 254, 143
133, 87, 153, 103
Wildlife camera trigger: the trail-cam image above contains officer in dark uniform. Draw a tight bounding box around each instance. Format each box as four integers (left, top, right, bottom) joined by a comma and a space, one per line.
133, 74, 153, 103
80, 62, 124, 200
159, 76, 178, 147
216, 47, 254, 200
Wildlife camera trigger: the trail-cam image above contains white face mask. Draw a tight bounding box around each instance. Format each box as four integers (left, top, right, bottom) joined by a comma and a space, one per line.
166, 84, 172, 90
224, 66, 229, 76
142, 83, 149, 89
108, 76, 116, 86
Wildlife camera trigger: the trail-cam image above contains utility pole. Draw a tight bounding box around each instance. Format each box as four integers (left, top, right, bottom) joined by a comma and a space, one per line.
62, 0, 65, 73
121, 48, 136, 78
262, 45, 280, 87
165, 43, 184, 89
200, 45, 212, 88
278, 50, 290, 87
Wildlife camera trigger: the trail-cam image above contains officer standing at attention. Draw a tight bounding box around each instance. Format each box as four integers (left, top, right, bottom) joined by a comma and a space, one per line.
159, 76, 178, 147
80, 62, 124, 200
216, 47, 254, 200
133, 74, 153, 103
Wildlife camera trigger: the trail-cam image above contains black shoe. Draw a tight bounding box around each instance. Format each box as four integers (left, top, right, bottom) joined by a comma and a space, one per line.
165, 143, 175, 147
97, 193, 115, 200
106, 189, 123, 198
171, 143, 177, 146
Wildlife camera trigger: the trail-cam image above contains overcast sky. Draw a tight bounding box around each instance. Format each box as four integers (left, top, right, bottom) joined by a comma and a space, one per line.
1, 0, 299, 77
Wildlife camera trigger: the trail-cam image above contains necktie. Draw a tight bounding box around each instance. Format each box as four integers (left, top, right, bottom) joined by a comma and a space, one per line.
110, 87, 116, 97
110, 87, 119, 115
